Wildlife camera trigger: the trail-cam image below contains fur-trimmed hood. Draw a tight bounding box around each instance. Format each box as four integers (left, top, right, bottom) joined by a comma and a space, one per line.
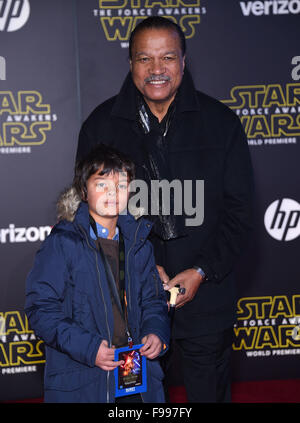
56, 186, 81, 223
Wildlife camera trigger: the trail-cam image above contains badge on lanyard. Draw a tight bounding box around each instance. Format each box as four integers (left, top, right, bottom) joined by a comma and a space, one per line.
114, 344, 147, 398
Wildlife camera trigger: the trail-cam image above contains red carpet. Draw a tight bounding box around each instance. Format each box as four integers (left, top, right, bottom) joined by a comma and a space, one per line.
231, 379, 300, 403
3, 379, 300, 403
169, 379, 300, 403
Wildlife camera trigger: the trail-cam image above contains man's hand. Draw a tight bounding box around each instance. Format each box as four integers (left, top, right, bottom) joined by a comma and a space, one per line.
95, 340, 124, 371
140, 334, 162, 359
163, 268, 204, 309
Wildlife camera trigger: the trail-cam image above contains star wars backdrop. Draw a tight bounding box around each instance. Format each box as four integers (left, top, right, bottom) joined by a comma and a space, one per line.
0, 0, 299, 401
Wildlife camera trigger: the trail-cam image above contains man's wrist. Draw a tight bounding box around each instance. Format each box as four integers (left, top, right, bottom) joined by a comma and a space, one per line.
192, 266, 206, 280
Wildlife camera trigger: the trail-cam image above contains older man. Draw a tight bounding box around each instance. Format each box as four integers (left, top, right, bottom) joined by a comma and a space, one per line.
76, 16, 254, 402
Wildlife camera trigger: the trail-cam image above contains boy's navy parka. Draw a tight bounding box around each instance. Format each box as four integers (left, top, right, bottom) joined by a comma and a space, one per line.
25, 188, 170, 403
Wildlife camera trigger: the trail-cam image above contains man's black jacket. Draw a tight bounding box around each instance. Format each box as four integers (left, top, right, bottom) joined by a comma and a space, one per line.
76, 70, 254, 338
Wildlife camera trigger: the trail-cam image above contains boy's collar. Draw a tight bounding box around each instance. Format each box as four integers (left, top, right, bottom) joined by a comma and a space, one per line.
75, 201, 153, 242
89, 218, 119, 241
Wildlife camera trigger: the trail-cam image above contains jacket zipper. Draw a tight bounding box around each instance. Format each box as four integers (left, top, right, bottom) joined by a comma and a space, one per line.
78, 225, 112, 403
125, 221, 145, 403
126, 220, 143, 310
152, 272, 159, 297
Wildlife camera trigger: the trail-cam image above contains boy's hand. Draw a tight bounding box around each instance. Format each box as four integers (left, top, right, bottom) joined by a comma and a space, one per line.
140, 334, 162, 359
95, 340, 124, 371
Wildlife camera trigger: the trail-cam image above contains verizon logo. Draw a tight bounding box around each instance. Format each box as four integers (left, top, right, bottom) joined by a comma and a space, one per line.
240, 1, 300, 16
0, 224, 51, 243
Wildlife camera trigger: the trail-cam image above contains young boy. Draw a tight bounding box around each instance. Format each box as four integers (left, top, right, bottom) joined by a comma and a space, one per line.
25, 144, 170, 403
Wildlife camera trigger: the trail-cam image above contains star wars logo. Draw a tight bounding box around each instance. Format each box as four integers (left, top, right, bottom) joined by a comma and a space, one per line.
0, 90, 57, 154
0, 311, 45, 375
93, 0, 206, 48
233, 295, 300, 358
222, 83, 300, 146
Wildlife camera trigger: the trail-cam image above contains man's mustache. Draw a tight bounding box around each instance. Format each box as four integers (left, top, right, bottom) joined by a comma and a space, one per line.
144, 75, 171, 83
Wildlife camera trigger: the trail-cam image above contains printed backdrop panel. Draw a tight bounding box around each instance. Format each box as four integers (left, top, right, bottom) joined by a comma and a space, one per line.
0, 0, 79, 400
0, 0, 299, 400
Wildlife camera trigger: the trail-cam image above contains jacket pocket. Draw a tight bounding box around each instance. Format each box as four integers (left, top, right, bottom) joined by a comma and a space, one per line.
72, 289, 89, 324
147, 359, 164, 382
45, 366, 101, 392
142, 359, 165, 402
72, 289, 101, 334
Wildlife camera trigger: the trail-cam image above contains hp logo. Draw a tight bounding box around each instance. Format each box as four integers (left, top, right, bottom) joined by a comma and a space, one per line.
0, 0, 30, 32
264, 198, 300, 241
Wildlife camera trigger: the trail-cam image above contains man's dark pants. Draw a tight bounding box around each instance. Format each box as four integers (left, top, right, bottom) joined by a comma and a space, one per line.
164, 327, 233, 403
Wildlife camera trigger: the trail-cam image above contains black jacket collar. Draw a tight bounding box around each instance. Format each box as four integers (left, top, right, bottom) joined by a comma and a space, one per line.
111, 68, 200, 120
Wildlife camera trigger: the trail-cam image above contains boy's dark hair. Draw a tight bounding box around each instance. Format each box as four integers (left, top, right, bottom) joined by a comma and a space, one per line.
74, 143, 135, 201
129, 16, 186, 60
